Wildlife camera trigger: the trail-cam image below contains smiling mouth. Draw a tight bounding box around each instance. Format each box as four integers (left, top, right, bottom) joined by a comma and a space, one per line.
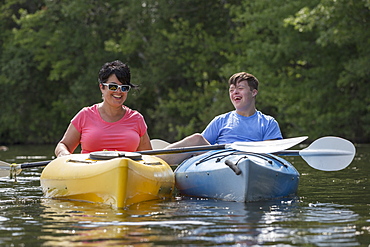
112, 95, 122, 99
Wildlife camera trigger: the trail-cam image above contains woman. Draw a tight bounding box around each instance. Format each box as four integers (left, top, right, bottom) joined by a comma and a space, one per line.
55, 60, 152, 157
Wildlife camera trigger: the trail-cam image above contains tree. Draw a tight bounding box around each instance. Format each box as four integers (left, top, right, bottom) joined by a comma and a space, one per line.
0, 0, 119, 143
0, 0, 368, 144
282, 0, 370, 141
109, 0, 238, 141
224, 0, 369, 142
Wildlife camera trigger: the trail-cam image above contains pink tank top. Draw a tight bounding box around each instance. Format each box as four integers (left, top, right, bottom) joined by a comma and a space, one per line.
71, 104, 147, 153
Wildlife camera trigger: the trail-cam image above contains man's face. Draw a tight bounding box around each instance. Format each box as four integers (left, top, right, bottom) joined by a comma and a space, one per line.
229, 80, 258, 112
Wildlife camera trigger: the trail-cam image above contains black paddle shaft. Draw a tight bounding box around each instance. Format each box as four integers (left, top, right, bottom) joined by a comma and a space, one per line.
15, 144, 226, 169
138, 144, 226, 155
20, 160, 51, 169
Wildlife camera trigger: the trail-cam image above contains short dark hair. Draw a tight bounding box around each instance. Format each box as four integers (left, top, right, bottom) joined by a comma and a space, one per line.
98, 60, 137, 88
228, 72, 259, 91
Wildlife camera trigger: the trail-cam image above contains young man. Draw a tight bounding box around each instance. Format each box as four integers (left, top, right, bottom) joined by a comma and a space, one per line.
159, 72, 282, 164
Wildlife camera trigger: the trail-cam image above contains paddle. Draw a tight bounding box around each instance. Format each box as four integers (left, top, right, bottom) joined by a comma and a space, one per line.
150, 139, 170, 149
0, 160, 51, 178
149, 137, 356, 171
276, 136, 356, 171
0, 136, 308, 178
90, 136, 308, 158
0, 136, 355, 177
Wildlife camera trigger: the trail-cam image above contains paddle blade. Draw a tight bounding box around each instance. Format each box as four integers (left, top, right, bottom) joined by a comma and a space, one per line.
0, 160, 21, 178
300, 136, 356, 171
150, 139, 170, 150
0, 160, 11, 177
230, 136, 308, 154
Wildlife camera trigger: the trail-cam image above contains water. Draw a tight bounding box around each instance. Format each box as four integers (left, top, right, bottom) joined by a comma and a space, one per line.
0, 144, 369, 246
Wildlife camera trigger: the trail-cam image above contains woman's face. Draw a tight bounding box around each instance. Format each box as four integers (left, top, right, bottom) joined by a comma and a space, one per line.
100, 74, 129, 107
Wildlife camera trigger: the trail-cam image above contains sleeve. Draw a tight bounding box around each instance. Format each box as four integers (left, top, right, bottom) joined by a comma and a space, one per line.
201, 117, 221, 145
137, 114, 148, 137
263, 119, 283, 140
71, 108, 86, 134
129, 109, 147, 137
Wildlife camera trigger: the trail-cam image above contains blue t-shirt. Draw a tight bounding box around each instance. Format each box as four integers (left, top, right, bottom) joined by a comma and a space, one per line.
201, 110, 282, 145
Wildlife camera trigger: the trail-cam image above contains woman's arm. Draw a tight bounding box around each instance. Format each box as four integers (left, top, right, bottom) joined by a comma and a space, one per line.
136, 131, 152, 151
55, 123, 81, 157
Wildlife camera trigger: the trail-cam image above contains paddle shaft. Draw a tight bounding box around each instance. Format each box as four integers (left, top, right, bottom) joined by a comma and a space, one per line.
2, 145, 227, 170
1, 136, 355, 172
11, 160, 51, 169
3, 136, 307, 170
20, 160, 51, 169
138, 144, 226, 155
139, 136, 307, 155
1, 144, 230, 171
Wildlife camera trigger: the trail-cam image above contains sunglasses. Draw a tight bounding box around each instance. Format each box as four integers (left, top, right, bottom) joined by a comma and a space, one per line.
102, 83, 131, 92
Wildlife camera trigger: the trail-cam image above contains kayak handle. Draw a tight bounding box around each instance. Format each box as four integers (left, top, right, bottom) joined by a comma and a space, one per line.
225, 160, 242, 175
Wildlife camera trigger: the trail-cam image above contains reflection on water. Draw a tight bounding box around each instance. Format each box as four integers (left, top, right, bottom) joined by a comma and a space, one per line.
27, 198, 363, 246
0, 144, 369, 246
39, 199, 215, 246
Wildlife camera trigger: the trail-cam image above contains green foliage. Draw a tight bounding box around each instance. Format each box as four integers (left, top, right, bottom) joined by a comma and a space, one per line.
0, 0, 368, 144
281, 0, 370, 141
149, 80, 233, 141
0, 0, 114, 143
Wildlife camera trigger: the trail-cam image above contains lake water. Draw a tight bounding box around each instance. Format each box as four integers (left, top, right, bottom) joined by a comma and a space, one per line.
0, 143, 369, 246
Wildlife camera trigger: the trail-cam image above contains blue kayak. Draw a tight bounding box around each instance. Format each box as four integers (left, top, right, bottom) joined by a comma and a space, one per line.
174, 150, 299, 202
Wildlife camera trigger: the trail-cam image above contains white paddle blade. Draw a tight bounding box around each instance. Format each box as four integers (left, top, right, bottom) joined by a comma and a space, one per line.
150, 139, 170, 150
300, 136, 356, 171
0, 160, 12, 177
229, 136, 308, 154
0, 161, 22, 177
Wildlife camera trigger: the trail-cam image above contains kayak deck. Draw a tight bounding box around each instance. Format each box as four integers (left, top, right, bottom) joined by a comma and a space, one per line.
40, 154, 174, 208
175, 150, 299, 202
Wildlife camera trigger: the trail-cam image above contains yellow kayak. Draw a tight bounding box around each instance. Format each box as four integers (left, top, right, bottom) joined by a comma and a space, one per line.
40, 152, 174, 208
